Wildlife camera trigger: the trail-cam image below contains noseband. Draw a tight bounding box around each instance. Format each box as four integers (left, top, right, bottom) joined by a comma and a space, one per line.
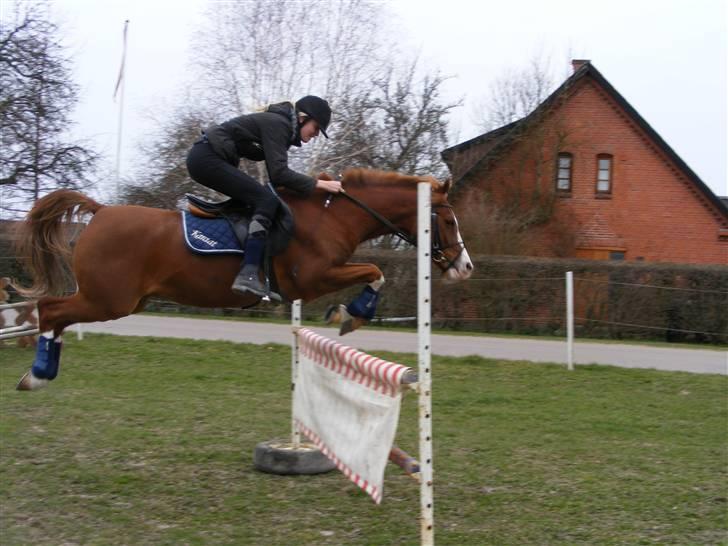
335, 190, 465, 272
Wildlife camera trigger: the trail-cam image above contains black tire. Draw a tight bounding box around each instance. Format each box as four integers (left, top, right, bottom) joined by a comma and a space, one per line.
253, 440, 336, 475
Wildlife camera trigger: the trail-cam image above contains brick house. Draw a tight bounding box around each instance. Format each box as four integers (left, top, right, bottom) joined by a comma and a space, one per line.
443, 60, 728, 265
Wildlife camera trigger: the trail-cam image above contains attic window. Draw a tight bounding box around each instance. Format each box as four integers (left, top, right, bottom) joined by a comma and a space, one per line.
556, 153, 573, 192
596, 154, 613, 194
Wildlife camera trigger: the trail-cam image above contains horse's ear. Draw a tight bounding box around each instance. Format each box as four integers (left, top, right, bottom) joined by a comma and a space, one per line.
442, 178, 452, 193
431, 177, 452, 194
318, 172, 333, 181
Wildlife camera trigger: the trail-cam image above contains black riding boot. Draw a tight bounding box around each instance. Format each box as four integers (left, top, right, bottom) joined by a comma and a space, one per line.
232, 234, 267, 296
232, 218, 269, 297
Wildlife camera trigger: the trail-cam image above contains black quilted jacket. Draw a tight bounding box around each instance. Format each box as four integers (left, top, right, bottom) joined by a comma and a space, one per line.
204, 102, 316, 195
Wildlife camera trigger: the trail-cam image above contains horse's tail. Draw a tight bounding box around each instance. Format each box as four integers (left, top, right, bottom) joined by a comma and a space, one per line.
13, 189, 104, 298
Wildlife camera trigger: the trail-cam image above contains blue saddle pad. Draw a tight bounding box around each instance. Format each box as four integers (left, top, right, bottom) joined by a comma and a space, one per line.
181, 211, 244, 255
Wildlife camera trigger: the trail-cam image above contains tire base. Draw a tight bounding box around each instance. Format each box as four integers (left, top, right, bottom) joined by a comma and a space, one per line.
253, 440, 336, 475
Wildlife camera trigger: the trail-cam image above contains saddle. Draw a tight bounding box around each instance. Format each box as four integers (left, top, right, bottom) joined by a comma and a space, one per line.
183, 191, 295, 303
185, 192, 294, 257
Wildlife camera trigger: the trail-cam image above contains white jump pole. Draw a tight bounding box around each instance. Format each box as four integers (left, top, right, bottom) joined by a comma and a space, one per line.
291, 299, 302, 448
279, 185, 434, 543
417, 182, 434, 545
566, 271, 574, 371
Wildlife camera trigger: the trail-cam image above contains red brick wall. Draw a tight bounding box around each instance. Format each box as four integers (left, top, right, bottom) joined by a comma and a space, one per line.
455, 78, 728, 265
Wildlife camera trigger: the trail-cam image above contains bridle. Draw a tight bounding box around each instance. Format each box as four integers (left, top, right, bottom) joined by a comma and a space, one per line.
333, 189, 466, 272
429, 203, 467, 273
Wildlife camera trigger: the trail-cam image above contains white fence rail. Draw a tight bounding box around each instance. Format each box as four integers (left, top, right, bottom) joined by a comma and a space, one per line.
0, 301, 39, 341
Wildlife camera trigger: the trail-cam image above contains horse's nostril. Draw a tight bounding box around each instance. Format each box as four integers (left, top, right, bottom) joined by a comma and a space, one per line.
466, 262, 473, 271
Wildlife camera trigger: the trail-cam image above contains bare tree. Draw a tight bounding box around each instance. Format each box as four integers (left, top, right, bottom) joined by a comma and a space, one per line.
472, 54, 556, 132
122, 0, 459, 211
0, 1, 97, 217
119, 105, 218, 209
190, 0, 389, 117
118, 0, 392, 202
187, 0, 395, 181
322, 60, 460, 178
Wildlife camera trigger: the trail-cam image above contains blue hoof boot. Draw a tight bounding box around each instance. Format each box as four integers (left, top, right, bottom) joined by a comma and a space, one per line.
346, 286, 380, 321
31, 335, 62, 380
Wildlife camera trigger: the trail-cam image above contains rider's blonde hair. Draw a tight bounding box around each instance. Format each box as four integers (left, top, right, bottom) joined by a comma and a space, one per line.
254, 99, 295, 112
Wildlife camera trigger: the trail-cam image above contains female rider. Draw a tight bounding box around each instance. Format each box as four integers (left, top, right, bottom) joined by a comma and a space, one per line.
186, 95, 341, 297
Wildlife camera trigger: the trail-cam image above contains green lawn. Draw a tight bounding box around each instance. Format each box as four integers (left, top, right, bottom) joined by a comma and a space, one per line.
1, 335, 726, 545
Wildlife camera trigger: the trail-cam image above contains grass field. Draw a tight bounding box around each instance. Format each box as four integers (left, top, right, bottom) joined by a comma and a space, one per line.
1, 334, 726, 545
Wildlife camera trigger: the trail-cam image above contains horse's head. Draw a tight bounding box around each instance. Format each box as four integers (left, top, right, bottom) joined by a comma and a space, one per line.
429, 177, 474, 282
335, 169, 473, 282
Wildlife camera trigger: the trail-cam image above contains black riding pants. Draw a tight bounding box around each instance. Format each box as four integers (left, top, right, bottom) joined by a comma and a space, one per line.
186, 139, 279, 222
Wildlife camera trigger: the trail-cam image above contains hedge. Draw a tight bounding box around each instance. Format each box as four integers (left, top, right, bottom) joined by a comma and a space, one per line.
302, 251, 728, 345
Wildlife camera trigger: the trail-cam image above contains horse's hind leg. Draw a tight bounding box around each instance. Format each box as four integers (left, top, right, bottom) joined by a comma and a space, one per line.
16, 292, 141, 391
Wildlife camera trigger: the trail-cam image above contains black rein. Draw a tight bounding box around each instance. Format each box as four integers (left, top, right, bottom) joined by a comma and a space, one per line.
335, 189, 465, 272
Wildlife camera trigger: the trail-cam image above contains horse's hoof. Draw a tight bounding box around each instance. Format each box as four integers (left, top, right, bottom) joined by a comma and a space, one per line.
341, 316, 368, 336
337, 306, 367, 336
324, 304, 343, 325
16, 371, 49, 391
340, 317, 354, 335
325, 304, 366, 335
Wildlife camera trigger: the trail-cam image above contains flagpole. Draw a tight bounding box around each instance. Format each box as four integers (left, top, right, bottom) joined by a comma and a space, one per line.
114, 20, 129, 199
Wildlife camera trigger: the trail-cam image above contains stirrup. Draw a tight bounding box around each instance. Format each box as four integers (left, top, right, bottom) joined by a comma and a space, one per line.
261, 290, 283, 303
232, 264, 283, 302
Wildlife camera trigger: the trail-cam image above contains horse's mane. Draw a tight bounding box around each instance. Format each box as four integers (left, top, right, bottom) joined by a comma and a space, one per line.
341, 168, 449, 193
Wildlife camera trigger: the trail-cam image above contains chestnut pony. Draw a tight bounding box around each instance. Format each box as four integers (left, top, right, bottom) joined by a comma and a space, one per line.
14, 168, 473, 390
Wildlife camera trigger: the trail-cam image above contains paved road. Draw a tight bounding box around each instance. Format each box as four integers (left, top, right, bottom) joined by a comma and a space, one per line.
76, 314, 727, 375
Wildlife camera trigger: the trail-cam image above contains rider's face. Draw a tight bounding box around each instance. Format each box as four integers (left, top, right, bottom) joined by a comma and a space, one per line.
300, 118, 321, 143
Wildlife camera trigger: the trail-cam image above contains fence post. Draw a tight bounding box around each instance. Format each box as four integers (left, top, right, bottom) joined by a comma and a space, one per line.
566, 271, 574, 371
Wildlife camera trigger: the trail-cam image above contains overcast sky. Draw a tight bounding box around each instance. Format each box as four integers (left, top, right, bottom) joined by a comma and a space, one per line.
42, 0, 727, 199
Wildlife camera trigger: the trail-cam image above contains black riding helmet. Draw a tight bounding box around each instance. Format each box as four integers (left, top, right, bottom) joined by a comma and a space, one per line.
295, 95, 331, 138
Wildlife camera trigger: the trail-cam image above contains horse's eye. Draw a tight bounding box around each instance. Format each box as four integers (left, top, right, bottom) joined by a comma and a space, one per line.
445, 219, 456, 226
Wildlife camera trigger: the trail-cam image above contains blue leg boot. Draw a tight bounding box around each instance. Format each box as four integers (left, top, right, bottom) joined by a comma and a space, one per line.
324, 285, 381, 336
32, 334, 62, 380
17, 334, 62, 391
346, 285, 381, 321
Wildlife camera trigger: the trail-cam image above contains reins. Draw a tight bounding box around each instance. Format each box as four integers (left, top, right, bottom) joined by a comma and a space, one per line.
334, 189, 466, 272
338, 189, 417, 247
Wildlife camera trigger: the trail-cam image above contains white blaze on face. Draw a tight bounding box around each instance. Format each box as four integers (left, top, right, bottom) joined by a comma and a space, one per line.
444, 218, 473, 282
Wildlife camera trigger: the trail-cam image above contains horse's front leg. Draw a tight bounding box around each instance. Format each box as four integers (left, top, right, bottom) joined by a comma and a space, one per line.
316, 263, 385, 336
